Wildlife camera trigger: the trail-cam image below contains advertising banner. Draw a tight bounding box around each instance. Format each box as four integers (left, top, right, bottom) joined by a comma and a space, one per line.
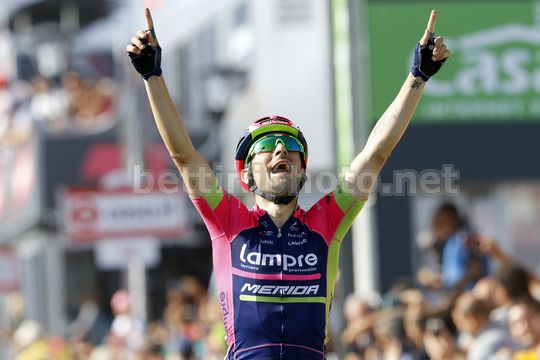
63, 188, 187, 244
368, 0, 540, 123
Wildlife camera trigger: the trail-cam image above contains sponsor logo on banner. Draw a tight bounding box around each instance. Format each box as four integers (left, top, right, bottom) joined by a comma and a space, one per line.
422, 24, 540, 120
369, 1, 540, 122
63, 188, 186, 243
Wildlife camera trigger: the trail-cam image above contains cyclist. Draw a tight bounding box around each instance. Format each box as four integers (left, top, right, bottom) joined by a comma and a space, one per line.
127, 8, 450, 360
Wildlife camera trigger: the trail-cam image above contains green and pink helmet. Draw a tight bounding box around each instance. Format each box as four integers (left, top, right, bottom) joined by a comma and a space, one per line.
235, 115, 308, 191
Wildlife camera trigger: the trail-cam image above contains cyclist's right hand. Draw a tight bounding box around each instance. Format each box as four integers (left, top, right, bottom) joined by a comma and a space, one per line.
126, 8, 162, 80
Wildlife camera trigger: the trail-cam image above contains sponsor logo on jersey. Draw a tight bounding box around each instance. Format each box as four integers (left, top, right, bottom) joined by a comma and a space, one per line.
241, 283, 319, 296
288, 239, 308, 246
239, 244, 317, 271
220, 292, 233, 340
288, 231, 307, 239
290, 222, 301, 232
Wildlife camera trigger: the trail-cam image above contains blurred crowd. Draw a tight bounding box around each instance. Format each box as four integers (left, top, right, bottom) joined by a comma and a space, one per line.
0, 71, 116, 146
2, 202, 540, 360
340, 202, 540, 360
2, 276, 227, 360
0, 70, 118, 220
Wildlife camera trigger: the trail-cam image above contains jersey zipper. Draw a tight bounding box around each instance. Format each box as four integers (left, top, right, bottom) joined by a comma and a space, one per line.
277, 223, 285, 358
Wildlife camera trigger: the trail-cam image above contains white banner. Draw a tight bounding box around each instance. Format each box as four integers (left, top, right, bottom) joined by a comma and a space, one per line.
63, 189, 187, 243
95, 237, 161, 270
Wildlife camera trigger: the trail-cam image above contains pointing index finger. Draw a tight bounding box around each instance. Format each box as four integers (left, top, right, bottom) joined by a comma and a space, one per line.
426, 10, 437, 34
145, 8, 154, 30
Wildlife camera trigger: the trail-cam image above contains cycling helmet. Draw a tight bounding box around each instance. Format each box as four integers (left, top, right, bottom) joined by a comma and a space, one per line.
235, 116, 308, 204
235, 116, 308, 187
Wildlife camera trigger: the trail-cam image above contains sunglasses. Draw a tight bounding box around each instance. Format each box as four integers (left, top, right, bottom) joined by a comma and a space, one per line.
246, 134, 305, 164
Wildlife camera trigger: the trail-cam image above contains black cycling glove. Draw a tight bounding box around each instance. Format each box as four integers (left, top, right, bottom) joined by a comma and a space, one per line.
128, 34, 162, 80
410, 34, 446, 82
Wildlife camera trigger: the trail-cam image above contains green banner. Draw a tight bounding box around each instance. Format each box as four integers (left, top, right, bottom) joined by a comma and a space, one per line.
369, 1, 539, 123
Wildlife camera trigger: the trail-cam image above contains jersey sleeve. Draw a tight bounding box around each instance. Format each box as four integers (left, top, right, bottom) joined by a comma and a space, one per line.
190, 178, 252, 241
306, 181, 366, 245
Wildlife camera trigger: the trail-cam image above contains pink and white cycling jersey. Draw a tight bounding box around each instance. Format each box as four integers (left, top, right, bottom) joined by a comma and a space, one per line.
191, 179, 365, 360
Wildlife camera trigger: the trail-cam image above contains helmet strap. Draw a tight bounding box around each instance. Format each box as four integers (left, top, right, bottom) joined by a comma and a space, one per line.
246, 163, 306, 205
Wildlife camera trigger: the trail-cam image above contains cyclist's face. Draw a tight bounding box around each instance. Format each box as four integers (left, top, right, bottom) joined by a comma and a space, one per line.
243, 142, 304, 197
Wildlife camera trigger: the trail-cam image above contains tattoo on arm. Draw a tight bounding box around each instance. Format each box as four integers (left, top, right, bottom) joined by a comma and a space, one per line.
410, 78, 423, 89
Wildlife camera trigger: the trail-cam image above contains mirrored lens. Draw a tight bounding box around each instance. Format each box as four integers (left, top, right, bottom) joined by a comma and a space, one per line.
246, 135, 304, 163
251, 135, 303, 154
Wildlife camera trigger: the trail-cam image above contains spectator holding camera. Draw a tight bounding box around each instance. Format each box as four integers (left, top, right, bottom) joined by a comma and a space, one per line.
417, 203, 489, 299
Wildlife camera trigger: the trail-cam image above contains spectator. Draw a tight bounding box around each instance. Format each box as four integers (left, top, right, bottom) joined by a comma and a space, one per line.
61, 71, 116, 131
471, 274, 524, 359
452, 292, 516, 360
13, 320, 70, 360
472, 277, 500, 313
198, 297, 228, 359
68, 289, 110, 346
403, 309, 430, 360
508, 297, 540, 360
494, 263, 532, 301
341, 294, 376, 358
109, 289, 145, 357
417, 203, 488, 297
491, 263, 533, 328
423, 316, 461, 360
372, 311, 416, 360
162, 279, 206, 359
28, 75, 68, 131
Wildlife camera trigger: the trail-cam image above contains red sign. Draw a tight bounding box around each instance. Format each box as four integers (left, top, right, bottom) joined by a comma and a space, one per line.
63, 188, 187, 244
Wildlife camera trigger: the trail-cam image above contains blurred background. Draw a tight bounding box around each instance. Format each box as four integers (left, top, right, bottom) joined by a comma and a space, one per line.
1, 0, 540, 359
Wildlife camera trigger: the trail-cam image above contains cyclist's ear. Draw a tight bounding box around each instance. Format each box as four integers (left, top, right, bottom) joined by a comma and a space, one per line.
240, 168, 251, 187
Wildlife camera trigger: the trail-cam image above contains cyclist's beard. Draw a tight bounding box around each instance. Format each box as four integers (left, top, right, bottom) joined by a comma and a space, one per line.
252, 163, 302, 196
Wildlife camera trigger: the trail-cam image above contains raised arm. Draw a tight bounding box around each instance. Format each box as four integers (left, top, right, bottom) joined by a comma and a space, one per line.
344, 10, 450, 199
127, 8, 215, 197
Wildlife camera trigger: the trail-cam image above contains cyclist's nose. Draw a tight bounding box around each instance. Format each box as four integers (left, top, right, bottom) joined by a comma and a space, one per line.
273, 143, 288, 157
